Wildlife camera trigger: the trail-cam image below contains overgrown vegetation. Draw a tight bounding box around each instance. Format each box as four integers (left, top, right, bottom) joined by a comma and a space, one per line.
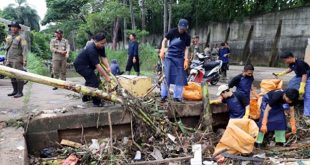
31, 31, 52, 60
27, 52, 49, 75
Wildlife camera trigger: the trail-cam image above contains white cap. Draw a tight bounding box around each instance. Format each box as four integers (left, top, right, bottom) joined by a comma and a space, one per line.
216, 84, 229, 96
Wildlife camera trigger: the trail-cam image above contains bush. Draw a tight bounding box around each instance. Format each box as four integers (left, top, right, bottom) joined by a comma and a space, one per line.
27, 52, 49, 75
68, 50, 79, 63
31, 31, 52, 60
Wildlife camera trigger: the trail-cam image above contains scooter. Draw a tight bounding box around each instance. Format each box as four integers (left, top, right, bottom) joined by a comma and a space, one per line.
188, 52, 222, 85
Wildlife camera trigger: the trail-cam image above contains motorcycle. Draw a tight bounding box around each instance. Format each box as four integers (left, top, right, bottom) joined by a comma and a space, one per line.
188, 52, 222, 85
0, 55, 5, 79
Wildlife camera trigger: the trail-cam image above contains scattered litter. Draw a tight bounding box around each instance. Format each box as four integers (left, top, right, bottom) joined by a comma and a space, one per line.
17, 146, 24, 150
151, 148, 163, 160
88, 139, 100, 154
62, 154, 78, 165
60, 139, 82, 148
133, 151, 142, 160
190, 144, 202, 165
167, 133, 176, 143
40, 147, 57, 158
203, 161, 217, 165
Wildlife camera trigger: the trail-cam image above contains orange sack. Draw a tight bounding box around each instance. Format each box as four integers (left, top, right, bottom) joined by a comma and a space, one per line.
183, 82, 202, 101
250, 79, 283, 120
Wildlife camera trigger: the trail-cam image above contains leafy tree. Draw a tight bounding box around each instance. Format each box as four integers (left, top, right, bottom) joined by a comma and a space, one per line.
2, 0, 40, 31
31, 31, 52, 59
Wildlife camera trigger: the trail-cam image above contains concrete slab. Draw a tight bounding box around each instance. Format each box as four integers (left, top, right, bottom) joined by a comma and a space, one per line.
0, 127, 28, 165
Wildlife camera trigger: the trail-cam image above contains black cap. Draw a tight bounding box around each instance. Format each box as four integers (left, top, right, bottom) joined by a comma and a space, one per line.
8, 21, 21, 29
178, 19, 188, 30
55, 29, 63, 34
280, 51, 294, 59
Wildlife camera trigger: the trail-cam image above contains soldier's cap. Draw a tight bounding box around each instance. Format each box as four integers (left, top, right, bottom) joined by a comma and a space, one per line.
55, 29, 63, 34
8, 21, 21, 29
178, 19, 188, 30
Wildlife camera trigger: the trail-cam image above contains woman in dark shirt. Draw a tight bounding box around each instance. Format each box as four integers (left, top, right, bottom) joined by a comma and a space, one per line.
256, 88, 299, 147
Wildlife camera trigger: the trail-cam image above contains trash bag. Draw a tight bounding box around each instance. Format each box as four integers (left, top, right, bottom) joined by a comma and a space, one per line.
251, 79, 284, 119
213, 119, 259, 155
183, 82, 202, 101
259, 79, 283, 95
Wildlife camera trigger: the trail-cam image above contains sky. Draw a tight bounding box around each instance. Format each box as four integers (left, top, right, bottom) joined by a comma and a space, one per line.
0, 0, 47, 23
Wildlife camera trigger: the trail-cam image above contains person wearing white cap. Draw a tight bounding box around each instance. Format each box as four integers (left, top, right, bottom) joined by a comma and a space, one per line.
210, 84, 250, 119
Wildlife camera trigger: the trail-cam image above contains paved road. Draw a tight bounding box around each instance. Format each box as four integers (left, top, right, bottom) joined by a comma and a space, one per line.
0, 65, 294, 122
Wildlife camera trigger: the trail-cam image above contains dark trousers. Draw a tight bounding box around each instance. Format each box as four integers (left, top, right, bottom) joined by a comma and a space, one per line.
75, 67, 101, 105
125, 56, 140, 73
221, 62, 229, 77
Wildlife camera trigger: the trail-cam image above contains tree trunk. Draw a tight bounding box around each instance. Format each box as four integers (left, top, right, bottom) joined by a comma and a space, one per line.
0, 65, 123, 103
201, 81, 213, 135
167, 0, 172, 31
123, 0, 127, 49
112, 17, 120, 50
140, 0, 146, 43
129, 0, 136, 30
269, 19, 282, 67
163, 0, 168, 36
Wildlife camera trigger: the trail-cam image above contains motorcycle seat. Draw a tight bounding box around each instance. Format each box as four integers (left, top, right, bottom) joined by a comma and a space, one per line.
204, 61, 220, 70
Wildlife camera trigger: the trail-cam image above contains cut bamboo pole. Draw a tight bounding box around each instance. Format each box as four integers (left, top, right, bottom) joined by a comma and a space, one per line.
0, 65, 123, 104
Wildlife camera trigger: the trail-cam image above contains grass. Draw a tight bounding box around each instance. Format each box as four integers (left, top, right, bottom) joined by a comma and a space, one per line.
27, 52, 49, 76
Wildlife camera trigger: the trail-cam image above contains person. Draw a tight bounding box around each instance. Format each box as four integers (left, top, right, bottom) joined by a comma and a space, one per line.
204, 43, 211, 57
273, 51, 310, 116
256, 88, 299, 147
73, 33, 111, 107
228, 64, 254, 104
111, 59, 123, 76
189, 35, 203, 61
4, 22, 28, 98
125, 33, 140, 76
210, 84, 250, 119
159, 18, 191, 103
218, 42, 230, 79
211, 44, 219, 60
50, 29, 70, 90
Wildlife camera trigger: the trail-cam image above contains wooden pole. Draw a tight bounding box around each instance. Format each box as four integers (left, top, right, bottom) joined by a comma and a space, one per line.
0, 65, 123, 104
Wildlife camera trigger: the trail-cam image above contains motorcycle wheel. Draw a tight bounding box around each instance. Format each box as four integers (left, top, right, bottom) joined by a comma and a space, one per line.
210, 79, 219, 85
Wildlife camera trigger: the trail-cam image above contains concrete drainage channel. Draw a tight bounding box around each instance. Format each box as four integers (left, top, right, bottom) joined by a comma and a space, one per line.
1, 103, 228, 164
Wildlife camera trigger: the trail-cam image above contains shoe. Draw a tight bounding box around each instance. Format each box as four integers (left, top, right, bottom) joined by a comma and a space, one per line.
160, 96, 167, 103
14, 81, 24, 98
255, 143, 265, 149
82, 95, 91, 102
8, 82, 18, 96
173, 98, 183, 103
275, 142, 285, 147
52, 87, 58, 90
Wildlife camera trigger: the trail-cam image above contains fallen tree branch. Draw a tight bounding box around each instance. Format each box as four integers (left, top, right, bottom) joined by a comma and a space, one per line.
130, 156, 193, 165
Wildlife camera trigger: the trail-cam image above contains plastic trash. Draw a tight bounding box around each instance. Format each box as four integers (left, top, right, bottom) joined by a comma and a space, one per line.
89, 139, 100, 154
183, 82, 203, 101
133, 151, 142, 160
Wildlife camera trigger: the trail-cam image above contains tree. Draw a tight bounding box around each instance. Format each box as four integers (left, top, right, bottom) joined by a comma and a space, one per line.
129, 0, 136, 30
2, 0, 40, 31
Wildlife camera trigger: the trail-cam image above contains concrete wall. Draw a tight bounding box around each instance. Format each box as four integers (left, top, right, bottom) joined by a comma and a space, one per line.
191, 6, 310, 65
144, 6, 310, 65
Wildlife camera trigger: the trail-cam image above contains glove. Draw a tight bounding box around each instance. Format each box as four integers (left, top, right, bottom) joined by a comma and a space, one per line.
299, 82, 306, 96
210, 99, 221, 104
273, 71, 287, 77
243, 106, 250, 119
159, 49, 165, 60
260, 119, 268, 134
290, 117, 297, 134
184, 59, 189, 70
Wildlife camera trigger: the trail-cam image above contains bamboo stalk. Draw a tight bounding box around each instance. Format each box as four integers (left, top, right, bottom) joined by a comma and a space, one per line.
0, 65, 123, 104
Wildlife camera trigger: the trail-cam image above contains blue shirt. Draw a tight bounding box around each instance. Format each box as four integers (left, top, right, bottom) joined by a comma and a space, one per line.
289, 58, 310, 77
219, 47, 230, 63
128, 41, 139, 57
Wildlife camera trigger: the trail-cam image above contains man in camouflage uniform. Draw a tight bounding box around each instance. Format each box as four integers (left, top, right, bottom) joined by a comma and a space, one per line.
4, 22, 28, 98
50, 29, 70, 90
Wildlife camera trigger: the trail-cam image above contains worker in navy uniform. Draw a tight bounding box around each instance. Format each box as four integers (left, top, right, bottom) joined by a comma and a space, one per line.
159, 18, 191, 103
228, 64, 254, 106
74, 33, 111, 107
4, 22, 28, 98
256, 88, 298, 147
210, 84, 250, 119
125, 33, 140, 76
273, 51, 310, 117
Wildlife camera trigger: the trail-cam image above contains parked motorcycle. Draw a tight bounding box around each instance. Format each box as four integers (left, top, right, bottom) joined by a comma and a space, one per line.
188, 52, 222, 85
0, 55, 5, 79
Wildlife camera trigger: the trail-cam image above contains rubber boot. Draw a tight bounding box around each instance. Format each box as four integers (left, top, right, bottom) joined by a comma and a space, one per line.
14, 81, 24, 98
8, 82, 18, 96
136, 72, 140, 76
